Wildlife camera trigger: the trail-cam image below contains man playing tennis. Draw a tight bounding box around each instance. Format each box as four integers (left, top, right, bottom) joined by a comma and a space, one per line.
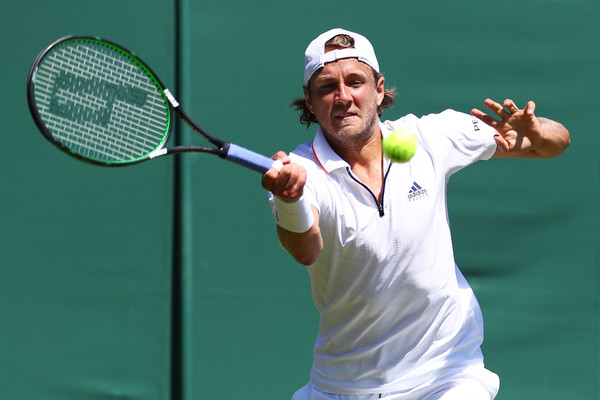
261, 28, 570, 400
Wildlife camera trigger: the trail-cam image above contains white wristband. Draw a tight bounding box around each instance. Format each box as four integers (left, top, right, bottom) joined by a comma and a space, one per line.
273, 195, 314, 233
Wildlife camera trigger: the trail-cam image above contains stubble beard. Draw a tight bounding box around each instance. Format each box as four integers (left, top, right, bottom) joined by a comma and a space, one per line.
324, 101, 380, 150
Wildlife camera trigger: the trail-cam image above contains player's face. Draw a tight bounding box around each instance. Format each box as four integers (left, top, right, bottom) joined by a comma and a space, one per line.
305, 58, 384, 149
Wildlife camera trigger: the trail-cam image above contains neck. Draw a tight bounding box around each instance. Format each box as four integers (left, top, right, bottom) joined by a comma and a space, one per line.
325, 125, 385, 200
323, 122, 382, 166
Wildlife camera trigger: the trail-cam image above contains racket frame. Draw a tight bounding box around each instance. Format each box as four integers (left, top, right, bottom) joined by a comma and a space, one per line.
27, 35, 276, 172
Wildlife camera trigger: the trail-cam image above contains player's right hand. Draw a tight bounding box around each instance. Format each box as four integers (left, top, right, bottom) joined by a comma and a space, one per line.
261, 151, 307, 202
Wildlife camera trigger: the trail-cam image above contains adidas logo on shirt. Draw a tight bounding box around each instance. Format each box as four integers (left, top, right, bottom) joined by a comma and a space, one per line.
408, 181, 428, 202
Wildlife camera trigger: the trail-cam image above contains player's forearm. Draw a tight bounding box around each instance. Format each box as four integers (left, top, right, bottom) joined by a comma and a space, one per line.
533, 117, 570, 158
277, 208, 323, 266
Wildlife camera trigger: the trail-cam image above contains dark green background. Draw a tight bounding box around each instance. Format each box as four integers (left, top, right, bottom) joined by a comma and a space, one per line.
1, 1, 597, 399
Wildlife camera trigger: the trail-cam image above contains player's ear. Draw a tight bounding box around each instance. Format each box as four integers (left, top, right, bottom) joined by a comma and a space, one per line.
303, 86, 314, 114
376, 76, 385, 106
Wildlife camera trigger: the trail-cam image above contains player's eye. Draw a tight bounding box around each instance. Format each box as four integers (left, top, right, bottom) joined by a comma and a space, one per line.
317, 83, 337, 93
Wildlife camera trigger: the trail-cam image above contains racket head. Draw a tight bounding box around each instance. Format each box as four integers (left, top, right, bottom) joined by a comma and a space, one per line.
27, 36, 173, 166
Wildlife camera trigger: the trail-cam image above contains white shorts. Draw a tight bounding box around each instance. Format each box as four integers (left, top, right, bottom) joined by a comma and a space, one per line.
291, 367, 499, 400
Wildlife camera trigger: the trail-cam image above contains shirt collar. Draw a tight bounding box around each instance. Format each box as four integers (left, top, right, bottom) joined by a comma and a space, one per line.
311, 122, 392, 174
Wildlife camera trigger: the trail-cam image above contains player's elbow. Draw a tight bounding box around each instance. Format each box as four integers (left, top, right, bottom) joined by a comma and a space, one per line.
287, 238, 323, 266
292, 248, 322, 266
549, 126, 571, 157
537, 119, 571, 158
562, 128, 571, 151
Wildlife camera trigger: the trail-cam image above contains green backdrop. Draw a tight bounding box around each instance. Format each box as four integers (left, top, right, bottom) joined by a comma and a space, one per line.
1, 1, 597, 399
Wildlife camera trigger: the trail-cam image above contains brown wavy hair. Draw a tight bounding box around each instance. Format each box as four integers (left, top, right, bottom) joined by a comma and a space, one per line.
291, 34, 396, 128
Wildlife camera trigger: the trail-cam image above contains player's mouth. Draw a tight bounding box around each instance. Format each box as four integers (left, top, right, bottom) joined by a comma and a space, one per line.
335, 112, 358, 119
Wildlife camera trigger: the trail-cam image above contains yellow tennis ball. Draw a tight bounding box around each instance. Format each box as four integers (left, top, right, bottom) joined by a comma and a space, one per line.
382, 129, 417, 163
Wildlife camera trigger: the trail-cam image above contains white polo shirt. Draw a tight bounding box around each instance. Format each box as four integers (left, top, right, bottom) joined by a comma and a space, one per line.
276, 110, 499, 396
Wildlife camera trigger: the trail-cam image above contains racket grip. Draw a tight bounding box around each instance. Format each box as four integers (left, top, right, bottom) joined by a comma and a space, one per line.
226, 143, 283, 173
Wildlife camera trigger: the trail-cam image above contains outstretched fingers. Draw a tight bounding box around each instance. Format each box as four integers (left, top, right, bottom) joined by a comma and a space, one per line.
471, 98, 509, 128
471, 107, 499, 128
524, 100, 536, 116
503, 98, 519, 114
472, 98, 532, 129
486, 98, 511, 120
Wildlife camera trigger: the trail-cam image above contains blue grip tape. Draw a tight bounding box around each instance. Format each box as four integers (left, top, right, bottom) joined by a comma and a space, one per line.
226, 143, 282, 173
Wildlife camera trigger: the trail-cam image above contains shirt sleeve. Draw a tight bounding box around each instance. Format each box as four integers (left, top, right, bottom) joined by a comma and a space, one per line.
388, 110, 497, 177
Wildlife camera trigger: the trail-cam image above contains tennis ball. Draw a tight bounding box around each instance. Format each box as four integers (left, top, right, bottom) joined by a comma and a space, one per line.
382, 129, 417, 163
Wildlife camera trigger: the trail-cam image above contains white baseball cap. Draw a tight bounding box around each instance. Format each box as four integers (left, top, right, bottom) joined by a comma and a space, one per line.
303, 28, 380, 85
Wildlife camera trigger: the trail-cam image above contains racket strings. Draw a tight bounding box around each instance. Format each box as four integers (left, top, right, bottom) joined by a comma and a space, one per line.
33, 40, 169, 163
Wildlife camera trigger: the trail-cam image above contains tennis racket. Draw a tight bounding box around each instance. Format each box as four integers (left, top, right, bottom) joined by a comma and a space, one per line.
27, 35, 282, 173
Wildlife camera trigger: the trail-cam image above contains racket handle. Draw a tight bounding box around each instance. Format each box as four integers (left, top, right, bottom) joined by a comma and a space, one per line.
226, 143, 283, 173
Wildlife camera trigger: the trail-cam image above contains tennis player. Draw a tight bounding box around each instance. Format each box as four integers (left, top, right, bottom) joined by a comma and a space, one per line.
261, 28, 570, 400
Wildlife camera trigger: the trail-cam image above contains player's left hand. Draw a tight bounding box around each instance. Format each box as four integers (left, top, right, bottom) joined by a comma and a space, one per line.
471, 98, 543, 155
